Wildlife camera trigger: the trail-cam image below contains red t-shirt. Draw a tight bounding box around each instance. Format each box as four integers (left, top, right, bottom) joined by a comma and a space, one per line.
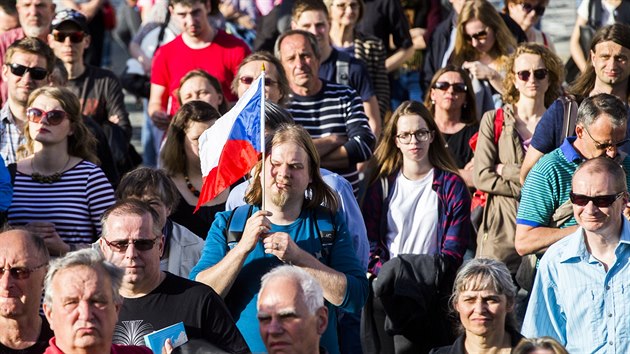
44, 337, 152, 354
151, 30, 251, 116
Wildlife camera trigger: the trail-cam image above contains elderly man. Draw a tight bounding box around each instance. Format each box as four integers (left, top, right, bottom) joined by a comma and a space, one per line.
99, 200, 249, 353
42, 248, 150, 354
0, 228, 52, 353
275, 29, 375, 195
190, 124, 368, 354
523, 156, 630, 353
257, 265, 328, 354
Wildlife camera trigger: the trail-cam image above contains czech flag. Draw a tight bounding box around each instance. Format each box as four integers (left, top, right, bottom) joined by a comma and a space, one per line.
195, 74, 265, 212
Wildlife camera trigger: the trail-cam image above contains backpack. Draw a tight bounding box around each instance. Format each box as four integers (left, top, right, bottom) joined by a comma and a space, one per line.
224, 205, 337, 264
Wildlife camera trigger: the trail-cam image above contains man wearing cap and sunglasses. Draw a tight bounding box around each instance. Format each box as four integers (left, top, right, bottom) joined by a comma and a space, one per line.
523, 155, 630, 353
515, 93, 630, 259
98, 200, 249, 354
0, 37, 54, 165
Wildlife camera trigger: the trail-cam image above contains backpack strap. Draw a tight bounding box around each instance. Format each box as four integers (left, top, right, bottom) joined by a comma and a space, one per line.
225, 205, 254, 247
493, 107, 504, 145
335, 51, 351, 87
560, 96, 578, 141
313, 205, 336, 264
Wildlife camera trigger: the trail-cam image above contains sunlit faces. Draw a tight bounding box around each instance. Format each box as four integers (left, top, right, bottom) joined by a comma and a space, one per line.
48, 23, 90, 65
292, 10, 330, 49
572, 169, 627, 233
184, 120, 213, 159
237, 60, 282, 103
430, 71, 467, 112
43, 265, 121, 352
16, 0, 55, 37
279, 34, 320, 91
454, 288, 513, 338
2, 51, 48, 105
265, 142, 312, 208
179, 76, 224, 110
27, 94, 72, 145
329, 0, 360, 27
395, 114, 434, 165
464, 19, 495, 54
513, 53, 549, 100
170, 1, 209, 38
576, 115, 627, 159
507, 0, 545, 30
591, 41, 630, 87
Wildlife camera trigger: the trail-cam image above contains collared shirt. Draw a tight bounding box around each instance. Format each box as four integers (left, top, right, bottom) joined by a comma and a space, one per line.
0, 103, 23, 165
522, 218, 630, 353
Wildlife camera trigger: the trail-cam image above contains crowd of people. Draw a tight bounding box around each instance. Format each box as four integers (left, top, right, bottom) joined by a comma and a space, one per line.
0, 0, 630, 353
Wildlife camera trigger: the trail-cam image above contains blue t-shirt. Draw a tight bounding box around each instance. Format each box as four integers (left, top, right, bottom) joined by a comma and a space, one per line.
531, 99, 630, 154
319, 48, 375, 101
0, 160, 11, 211
189, 206, 368, 354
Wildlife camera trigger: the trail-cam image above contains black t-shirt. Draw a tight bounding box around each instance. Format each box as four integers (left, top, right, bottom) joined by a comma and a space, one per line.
442, 123, 479, 169
0, 315, 54, 354
113, 272, 249, 354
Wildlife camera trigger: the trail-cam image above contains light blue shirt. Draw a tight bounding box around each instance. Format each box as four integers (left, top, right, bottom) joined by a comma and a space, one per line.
522, 218, 630, 353
225, 168, 369, 270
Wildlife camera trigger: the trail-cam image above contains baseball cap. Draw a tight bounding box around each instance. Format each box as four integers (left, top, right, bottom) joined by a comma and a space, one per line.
52, 9, 89, 33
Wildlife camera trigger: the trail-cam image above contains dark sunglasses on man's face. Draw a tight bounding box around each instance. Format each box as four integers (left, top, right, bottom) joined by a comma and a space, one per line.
26, 108, 67, 126
569, 191, 625, 207
53, 31, 86, 43
522, 2, 546, 16
102, 237, 160, 252
464, 30, 488, 42
7, 63, 47, 81
433, 81, 467, 93
516, 68, 548, 81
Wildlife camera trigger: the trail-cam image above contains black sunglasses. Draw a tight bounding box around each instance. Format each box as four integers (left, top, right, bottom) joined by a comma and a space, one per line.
517, 68, 548, 81
464, 29, 488, 42
239, 76, 277, 87
569, 191, 625, 207
433, 81, 467, 93
102, 237, 160, 252
53, 31, 86, 43
7, 63, 47, 80
522, 2, 546, 16
0, 263, 47, 280
26, 108, 67, 126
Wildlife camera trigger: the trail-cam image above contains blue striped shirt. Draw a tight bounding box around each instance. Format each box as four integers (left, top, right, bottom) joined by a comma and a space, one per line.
522, 218, 630, 353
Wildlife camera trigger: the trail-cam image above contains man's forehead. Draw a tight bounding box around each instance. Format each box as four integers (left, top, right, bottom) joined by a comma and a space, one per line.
105, 212, 155, 236
296, 10, 328, 24
10, 50, 46, 65
0, 232, 37, 263
281, 35, 314, 54
172, 1, 207, 13
594, 40, 630, 54
18, 0, 52, 6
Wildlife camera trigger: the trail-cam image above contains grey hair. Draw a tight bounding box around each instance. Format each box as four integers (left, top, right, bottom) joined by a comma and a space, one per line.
576, 93, 628, 129
43, 248, 124, 306
274, 29, 321, 60
101, 199, 163, 239
259, 265, 324, 314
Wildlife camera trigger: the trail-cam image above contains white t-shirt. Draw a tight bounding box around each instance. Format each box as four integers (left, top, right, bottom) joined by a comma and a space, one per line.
577, 0, 618, 24
386, 169, 439, 258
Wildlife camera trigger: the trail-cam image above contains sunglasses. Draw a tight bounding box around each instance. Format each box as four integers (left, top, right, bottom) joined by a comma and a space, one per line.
516, 68, 548, 81
239, 76, 277, 87
583, 126, 630, 151
433, 81, 467, 93
0, 263, 47, 280
102, 237, 160, 252
53, 31, 86, 43
7, 63, 47, 81
569, 191, 625, 207
521, 2, 546, 16
26, 108, 68, 126
464, 29, 488, 42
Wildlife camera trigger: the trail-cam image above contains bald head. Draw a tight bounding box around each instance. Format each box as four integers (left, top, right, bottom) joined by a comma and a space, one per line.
573, 156, 627, 193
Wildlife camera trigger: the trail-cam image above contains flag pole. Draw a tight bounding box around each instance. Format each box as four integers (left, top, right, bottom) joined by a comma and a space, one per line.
260, 64, 266, 211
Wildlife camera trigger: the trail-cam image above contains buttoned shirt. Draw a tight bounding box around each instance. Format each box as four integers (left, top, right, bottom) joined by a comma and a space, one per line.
522, 218, 630, 353
0, 103, 24, 165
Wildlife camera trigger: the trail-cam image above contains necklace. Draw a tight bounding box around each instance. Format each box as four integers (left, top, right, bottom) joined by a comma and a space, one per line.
184, 174, 200, 197
31, 155, 71, 184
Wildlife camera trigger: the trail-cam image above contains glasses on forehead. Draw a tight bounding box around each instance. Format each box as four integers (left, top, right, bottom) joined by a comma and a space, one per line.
464, 29, 489, 42
53, 31, 86, 43
102, 237, 160, 252
396, 129, 433, 144
583, 126, 630, 151
0, 263, 47, 280
569, 191, 624, 207
239, 76, 277, 87
516, 68, 548, 81
521, 2, 546, 16
7, 63, 47, 80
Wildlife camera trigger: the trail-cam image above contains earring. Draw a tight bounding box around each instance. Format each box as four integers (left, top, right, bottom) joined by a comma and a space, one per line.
431, 100, 435, 105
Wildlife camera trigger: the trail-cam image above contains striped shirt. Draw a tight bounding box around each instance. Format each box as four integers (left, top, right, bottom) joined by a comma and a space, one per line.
287, 81, 376, 194
8, 160, 115, 244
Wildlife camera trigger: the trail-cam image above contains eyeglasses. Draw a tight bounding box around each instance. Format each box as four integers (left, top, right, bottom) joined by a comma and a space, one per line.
396, 129, 433, 144
569, 191, 624, 207
6, 63, 47, 81
53, 31, 86, 43
334, 2, 359, 10
0, 263, 47, 280
433, 81, 467, 93
516, 68, 548, 81
521, 2, 546, 16
583, 126, 630, 151
26, 108, 68, 126
239, 76, 277, 87
102, 237, 160, 252
464, 29, 489, 42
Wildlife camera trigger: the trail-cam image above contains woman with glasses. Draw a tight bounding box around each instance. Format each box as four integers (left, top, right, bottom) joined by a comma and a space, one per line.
161, 100, 223, 239
453, 0, 517, 118
361, 100, 470, 352
504, 0, 555, 53
425, 65, 479, 187
8, 86, 115, 256
324, 0, 390, 117
473, 43, 562, 276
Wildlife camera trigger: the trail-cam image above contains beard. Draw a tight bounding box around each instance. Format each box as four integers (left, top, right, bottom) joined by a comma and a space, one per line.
270, 189, 289, 208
